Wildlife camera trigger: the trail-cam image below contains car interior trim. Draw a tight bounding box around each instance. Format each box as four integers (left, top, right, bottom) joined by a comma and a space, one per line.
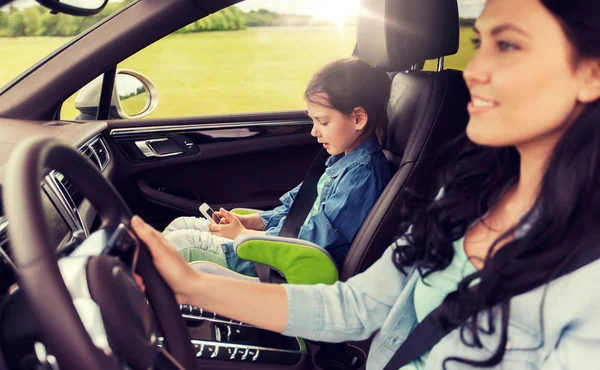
45, 171, 89, 237
80, 136, 111, 172
157, 337, 305, 359
0, 219, 17, 273
134, 138, 184, 158
109, 120, 313, 137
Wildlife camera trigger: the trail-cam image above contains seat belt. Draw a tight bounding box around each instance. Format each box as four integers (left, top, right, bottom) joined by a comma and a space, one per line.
278, 148, 330, 238
383, 230, 600, 370
253, 148, 330, 282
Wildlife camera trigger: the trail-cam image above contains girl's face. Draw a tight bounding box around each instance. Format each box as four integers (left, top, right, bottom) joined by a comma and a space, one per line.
306, 95, 367, 155
464, 0, 599, 151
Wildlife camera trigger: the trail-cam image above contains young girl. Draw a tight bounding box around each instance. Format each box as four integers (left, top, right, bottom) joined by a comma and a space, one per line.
133, 0, 600, 367
162, 58, 392, 276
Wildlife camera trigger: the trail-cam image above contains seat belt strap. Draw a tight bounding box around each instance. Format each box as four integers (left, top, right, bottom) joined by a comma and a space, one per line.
278, 148, 330, 238
383, 231, 600, 369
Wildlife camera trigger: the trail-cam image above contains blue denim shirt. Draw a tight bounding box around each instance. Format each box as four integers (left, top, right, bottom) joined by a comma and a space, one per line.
258, 135, 391, 269
282, 230, 600, 369
221, 135, 390, 275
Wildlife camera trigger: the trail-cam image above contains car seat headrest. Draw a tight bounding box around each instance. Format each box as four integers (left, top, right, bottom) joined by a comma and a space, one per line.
357, 0, 460, 71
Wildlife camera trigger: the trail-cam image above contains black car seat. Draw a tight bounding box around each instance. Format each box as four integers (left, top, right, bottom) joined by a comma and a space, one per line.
340, 0, 470, 281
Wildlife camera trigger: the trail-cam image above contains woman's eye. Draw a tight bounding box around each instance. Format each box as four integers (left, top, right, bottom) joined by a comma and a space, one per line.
319, 122, 329, 126
497, 41, 519, 52
471, 37, 481, 50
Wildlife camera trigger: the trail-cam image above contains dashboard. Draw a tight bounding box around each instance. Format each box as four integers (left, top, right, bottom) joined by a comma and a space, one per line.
0, 119, 112, 298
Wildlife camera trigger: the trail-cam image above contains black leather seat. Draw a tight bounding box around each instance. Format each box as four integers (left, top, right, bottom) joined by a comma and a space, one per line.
340, 0, 470, 280
191, 0, 470, 287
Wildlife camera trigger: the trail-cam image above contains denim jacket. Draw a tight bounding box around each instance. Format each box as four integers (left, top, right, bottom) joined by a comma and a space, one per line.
258, 135, 391, 269
282, 232, 600, 370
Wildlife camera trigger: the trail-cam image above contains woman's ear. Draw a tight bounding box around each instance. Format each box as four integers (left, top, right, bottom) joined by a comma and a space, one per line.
577, 60, 600, 103
352, 107, 368, 131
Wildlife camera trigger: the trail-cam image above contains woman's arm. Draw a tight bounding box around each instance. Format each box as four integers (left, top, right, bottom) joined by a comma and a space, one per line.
131, 215, 289, 332
131, 215, 408, 342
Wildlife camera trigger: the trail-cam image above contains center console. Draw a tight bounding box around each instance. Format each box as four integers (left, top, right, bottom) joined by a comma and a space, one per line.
177, 304, 308, 367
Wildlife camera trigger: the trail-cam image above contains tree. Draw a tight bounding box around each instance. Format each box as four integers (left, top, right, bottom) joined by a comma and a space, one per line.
22, 7, 41, 36
0, 11, 8, 30
7, 12, 25, 36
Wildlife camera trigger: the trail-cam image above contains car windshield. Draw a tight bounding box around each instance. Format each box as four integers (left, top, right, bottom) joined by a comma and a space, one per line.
0, 0, 134, 89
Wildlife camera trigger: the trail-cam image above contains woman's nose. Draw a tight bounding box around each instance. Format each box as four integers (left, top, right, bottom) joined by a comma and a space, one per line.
463, 52, 491, 87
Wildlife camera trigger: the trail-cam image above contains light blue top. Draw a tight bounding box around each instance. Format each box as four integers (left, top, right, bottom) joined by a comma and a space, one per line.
282, 232, 600, 369
401, 237, 477, 370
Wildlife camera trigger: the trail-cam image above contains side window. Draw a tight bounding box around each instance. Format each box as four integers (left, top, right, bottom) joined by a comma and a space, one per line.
61, 0, 359, 120
59, 0, 485, 120
423, 0, 485, 71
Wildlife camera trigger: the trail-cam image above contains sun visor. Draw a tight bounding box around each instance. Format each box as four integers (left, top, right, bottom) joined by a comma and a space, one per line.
357, 0, 460, 71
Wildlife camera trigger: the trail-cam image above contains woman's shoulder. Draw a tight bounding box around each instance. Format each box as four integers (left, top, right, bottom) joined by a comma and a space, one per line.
511, 257, 600, 325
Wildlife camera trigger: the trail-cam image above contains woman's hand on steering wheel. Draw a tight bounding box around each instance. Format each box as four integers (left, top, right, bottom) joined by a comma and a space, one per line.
131, 216, 199, 303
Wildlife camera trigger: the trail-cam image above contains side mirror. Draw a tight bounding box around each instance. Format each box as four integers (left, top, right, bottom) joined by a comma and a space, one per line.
74, 69, 159, 120
36, 0, 108, 16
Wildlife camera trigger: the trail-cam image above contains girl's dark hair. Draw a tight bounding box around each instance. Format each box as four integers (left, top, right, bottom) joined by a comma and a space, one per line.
304, 57, 391, 144
392, 0, 600, 367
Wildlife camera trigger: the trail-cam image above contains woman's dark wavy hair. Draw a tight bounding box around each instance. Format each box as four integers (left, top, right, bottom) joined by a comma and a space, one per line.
392, 0, 600, 367
304, 57, 391, 144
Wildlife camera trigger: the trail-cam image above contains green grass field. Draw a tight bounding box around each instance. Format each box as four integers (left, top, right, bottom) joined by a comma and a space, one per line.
0, 27, 476, 120
120, 93, 149, 116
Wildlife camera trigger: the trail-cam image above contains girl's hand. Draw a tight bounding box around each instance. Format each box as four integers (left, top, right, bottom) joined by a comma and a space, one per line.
213, 209, 231, 225
130, 215, 198, 301
214, 210, 265, 230
209, 208, 247, 239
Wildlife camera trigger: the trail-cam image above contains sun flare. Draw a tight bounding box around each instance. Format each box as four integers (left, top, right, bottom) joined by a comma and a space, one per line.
316, 0, 360, 29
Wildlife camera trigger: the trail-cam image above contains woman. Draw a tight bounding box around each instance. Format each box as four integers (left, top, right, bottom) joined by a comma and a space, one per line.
131, 0, 600, 367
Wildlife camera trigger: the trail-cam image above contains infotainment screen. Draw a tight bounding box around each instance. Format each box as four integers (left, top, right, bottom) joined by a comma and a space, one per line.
41, 189, 72, 247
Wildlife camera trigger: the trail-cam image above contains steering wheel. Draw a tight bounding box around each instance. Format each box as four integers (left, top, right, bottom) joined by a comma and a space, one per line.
3, 137, 196, 370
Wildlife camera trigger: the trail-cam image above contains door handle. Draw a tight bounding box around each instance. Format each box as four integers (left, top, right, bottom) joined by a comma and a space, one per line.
135, 138, 184, 158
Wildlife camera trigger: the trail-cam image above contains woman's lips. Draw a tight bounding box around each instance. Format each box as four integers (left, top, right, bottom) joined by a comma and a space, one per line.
468, 96, 499, 114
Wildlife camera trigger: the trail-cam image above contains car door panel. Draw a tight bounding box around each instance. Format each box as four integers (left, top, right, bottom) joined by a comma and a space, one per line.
105, 111, 318, 226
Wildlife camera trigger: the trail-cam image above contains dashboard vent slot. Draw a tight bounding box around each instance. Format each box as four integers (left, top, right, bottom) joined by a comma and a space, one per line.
60, 176, 83, 207
91, 138, 109, 170
53, 172, 83, 207
81, 145, 101, 170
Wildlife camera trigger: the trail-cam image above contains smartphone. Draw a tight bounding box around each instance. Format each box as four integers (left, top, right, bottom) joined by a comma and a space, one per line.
199, 203, 222, 224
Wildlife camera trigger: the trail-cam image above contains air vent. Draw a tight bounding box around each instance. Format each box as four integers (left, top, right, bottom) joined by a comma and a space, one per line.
79, 137, 110, 172
81, 145, 100, 170
90, 138, 109, 170
53, 172, 83, 207
60, 176, 83, 207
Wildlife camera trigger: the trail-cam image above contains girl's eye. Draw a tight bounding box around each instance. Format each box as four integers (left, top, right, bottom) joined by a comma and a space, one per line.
319, 122, 329, 126
471, 37, 481, 50
497, 41, 519, 52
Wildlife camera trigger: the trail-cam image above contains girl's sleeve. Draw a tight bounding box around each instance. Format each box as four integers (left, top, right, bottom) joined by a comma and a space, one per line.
258, 183, 301, 229
297, 164, 385, 251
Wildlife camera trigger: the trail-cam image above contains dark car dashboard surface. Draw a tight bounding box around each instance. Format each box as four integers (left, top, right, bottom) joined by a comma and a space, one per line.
0, 118, 113, 368
0, 118, 110, 281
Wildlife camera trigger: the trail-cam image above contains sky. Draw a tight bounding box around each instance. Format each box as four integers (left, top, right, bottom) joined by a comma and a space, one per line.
5, 0, 486, 18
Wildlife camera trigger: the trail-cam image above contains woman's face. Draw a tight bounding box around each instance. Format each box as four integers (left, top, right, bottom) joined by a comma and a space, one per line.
464, 0, 596, 150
